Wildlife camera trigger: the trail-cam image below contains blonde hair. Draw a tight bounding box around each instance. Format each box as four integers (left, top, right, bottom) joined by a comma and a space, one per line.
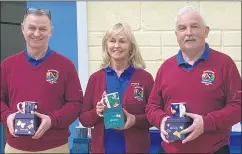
100, 23, 146, 69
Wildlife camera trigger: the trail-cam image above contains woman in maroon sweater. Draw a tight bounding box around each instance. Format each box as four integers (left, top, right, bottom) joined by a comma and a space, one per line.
79, 23, 154, 153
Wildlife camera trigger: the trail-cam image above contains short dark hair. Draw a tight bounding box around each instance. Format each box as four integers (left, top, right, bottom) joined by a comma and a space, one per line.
23, 8, 51, 22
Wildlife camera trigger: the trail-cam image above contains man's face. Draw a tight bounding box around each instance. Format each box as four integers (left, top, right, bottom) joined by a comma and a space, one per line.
175, 11, 209, 51
22, 14, 52, 50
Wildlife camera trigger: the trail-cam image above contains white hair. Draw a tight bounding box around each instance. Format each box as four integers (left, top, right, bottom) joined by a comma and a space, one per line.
175, 6, 207, 29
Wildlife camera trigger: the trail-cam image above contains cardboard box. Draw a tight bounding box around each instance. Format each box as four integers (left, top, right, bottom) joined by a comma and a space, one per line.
103, 107, 125, 129
76, 127, 89, 139
165, 117, 193, 140
14, 113, 40, 136
71, 138, 91, 153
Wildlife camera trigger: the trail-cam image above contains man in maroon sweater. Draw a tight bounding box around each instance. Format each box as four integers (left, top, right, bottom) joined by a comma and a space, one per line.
146, 6, 241, 153
1, 8, 83, 153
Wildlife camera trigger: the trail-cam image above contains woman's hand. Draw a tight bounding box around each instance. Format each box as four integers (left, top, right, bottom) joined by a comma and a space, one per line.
115, 108, 136, 130
96, 91, 107, 117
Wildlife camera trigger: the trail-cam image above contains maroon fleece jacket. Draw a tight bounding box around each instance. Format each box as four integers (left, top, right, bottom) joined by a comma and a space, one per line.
146, 49, 241, 153
1, 51, 83, 151
79, 68, 154, 153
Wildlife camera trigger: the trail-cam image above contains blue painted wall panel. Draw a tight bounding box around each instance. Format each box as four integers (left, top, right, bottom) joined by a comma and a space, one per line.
0, 125, 4, 153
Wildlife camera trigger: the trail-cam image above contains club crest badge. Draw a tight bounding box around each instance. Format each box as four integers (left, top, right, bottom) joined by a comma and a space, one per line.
201, 70, 215, 85
46, 69, 59, 84
133, 86, 144, 101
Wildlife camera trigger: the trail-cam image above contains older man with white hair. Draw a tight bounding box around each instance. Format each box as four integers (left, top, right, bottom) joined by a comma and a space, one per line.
146, 6, 241, 154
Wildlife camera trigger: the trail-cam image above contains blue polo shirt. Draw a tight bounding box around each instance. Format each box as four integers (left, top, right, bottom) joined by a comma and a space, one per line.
177, 43, 210, 70
24, 47, 53, 66
104, 65, 136, 154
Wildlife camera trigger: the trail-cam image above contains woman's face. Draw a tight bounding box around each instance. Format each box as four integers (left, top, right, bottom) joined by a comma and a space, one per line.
106, 30, 131, 62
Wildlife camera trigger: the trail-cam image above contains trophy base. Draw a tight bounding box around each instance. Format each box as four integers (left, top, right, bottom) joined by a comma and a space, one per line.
103, 107, 125, 129
165, 116, 193, 140
14, 113, 40, 136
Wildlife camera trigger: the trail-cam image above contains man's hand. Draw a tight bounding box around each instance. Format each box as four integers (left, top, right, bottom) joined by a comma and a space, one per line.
32, 112, 51, 139
160, 116, 174, 143
6, 112, 18, 137
181, 112, 204, 144
116, 108, 135, 130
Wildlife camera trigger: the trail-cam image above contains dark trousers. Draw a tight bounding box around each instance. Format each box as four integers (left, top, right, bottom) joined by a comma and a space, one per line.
158, 145, 230, 154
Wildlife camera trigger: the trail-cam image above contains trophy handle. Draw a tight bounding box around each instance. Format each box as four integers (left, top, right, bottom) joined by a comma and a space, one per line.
102, 96, 110, 108
180, 104, 186, 117
17, 102, 25, 113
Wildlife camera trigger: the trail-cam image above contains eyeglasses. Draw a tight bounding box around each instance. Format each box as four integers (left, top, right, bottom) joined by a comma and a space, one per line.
25, 8, 51, 21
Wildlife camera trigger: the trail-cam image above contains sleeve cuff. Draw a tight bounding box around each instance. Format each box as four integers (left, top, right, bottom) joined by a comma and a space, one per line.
152, 112, 169, 129
1, 111, 14, 125
203, 115, 215, 132
160, 115, 169, 125
93, 109, 102, 119
133, 115, 141, 127
48, 113, 57, 128
79, 109, 102, 128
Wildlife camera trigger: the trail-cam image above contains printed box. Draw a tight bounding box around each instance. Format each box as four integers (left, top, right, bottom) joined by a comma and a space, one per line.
165, 117, 193, 140
71, 138, 91, 153
14, 113, 40, 136
103, 107, 125, 129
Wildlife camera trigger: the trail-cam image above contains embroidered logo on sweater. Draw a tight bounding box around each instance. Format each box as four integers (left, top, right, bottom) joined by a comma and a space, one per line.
46, 69, 59, 84
201, 70, 215, 85
131, 83, 144, 101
